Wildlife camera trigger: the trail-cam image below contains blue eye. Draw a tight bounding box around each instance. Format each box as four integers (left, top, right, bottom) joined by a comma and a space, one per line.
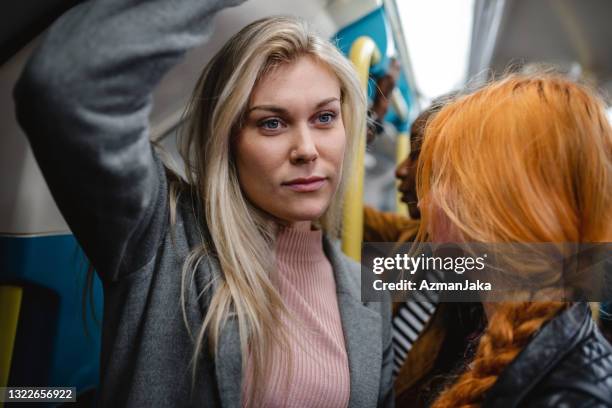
317, 112, 336, 125
261, 118, 281, 129
257, 117, 286, 132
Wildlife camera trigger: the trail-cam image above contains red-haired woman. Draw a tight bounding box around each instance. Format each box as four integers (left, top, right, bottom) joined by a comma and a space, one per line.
415, 74, 612, 407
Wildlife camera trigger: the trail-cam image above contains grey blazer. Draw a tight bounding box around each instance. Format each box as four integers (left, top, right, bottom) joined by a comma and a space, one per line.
13, 0, 394, 406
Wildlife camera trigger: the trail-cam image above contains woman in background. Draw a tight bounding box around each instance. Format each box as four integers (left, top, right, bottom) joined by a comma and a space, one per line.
416, 74, 612, 407
13, 1, 393, 406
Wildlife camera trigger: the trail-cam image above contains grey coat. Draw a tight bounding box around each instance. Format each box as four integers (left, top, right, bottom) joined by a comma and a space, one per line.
13, 0, 394, 406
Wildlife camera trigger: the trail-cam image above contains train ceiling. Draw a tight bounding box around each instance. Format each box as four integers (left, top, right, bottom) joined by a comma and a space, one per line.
470, 0, 612, 100
1, 1, 82, 65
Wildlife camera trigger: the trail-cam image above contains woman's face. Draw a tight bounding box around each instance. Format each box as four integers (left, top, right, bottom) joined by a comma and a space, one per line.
396, 113, 429, 220
395, 150, 420, 220
235, 56, 346, 228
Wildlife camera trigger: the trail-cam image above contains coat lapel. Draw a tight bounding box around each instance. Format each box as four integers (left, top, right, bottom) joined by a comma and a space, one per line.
195, 254, 243, 408
324, 236, 383, 408
215, 317, 242, 408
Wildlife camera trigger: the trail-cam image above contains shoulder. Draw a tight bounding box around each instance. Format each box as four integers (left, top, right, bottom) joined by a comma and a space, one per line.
157, 169, 217, 276
526, 323, 612, 407
323, 236, 391, 317
485, 303, 612, 407
337, 242, 393, 322
340, 250, 362, 288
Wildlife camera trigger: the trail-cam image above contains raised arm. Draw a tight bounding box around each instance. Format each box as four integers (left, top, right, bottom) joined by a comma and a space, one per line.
14, 0, 245, 282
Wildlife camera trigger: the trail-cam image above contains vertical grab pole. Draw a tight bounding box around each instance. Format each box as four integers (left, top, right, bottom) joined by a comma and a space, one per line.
343, 37, 381, 262
395, 132, 410, 215
0, 285, 23, 406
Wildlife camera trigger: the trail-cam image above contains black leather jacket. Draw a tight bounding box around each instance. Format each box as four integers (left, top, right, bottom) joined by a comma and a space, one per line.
483, 302, 612, 407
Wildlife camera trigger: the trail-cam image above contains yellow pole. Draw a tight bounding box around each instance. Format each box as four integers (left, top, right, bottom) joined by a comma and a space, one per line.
395, 132, 410, 215
0, 286, 22, 399
343, 37, 381, 262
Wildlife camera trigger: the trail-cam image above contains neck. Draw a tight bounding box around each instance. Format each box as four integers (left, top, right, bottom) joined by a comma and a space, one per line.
275, 223, 325, 263
284, 220, 313, 231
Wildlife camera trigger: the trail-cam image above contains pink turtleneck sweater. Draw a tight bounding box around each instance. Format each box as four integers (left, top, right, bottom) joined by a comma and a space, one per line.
242, 227, 350, 408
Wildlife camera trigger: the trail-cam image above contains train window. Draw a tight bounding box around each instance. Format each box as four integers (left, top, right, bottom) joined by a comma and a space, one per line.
395, 0, 474, 101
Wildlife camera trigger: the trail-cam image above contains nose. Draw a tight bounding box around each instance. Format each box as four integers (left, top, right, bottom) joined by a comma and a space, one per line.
290, 125, 318, 164
395, 157, 410, 180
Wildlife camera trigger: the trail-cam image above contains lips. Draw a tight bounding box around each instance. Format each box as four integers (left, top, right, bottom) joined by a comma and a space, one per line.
282, 176, 327, 192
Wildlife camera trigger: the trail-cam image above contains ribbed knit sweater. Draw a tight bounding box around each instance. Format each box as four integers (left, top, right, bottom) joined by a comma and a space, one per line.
243, 226, 350, 408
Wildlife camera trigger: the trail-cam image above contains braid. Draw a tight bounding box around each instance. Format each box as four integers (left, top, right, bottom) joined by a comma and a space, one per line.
431, 301, 570, 408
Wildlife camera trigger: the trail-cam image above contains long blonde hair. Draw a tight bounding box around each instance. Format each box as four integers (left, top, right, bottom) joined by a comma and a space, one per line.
167, 16, 365, 404
415, 74, 612, 407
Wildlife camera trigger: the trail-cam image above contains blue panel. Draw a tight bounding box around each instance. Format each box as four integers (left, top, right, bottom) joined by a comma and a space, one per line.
0, 235, 102, 401
387, 74, 413, 133
334, 7, 394, 97
332, 6, 415, 132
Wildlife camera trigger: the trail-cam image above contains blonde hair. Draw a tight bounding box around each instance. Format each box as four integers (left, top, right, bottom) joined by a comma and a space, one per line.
415, 73, 612, 407
167, 16, 365, 405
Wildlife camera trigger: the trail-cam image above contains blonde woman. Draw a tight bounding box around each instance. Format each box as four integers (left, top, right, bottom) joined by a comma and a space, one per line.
13, 0, 393, 406
415, 74, 612, 407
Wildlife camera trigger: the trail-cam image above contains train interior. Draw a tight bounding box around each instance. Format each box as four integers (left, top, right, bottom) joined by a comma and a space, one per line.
1, 0, 611, 405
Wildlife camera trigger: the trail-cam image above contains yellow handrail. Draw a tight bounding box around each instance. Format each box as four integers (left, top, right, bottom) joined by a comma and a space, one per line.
0, 285, 22, 402
342, 37, 381, 262
395, 132, 409, 215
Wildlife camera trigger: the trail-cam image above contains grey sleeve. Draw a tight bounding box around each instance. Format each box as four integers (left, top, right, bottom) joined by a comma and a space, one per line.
13, 0, 245, 282
378, 296, 395, 408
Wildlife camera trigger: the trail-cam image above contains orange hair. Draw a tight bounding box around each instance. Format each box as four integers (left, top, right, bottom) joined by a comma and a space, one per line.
415, 74, 612, 407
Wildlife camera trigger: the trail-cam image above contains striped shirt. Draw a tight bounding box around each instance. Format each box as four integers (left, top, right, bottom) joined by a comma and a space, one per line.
392, 270, 443, 376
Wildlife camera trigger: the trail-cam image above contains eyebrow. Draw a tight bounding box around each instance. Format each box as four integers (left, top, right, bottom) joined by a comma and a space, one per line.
247, 97, 340, 115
